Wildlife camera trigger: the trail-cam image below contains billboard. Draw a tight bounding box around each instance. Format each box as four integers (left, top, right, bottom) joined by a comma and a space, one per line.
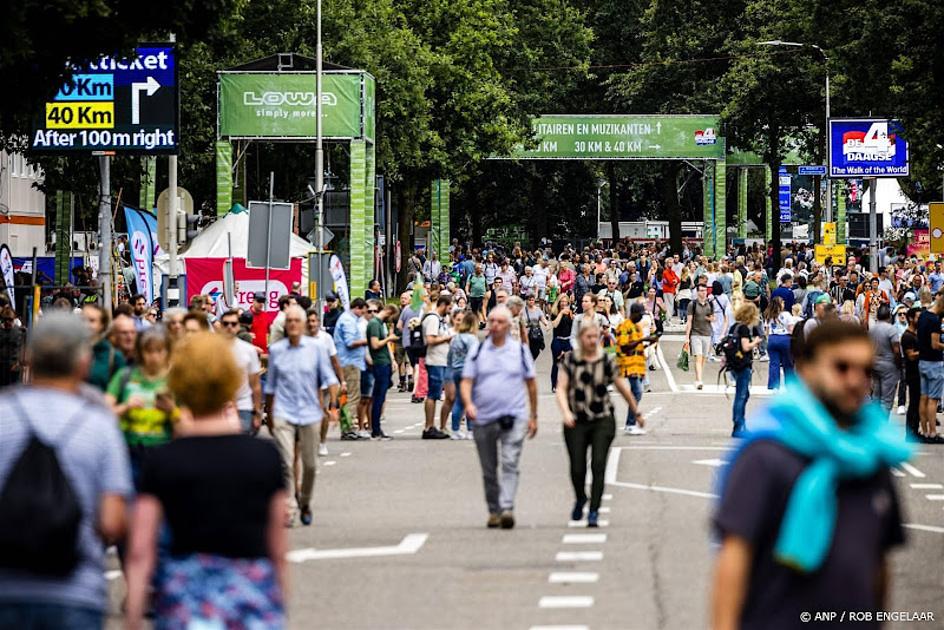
218, 72, 366, 139
186, 257, 302, 311
31, 45, 178, 154
508, 115, 725, 160
828, 119, 909, 178
778, 168, 792, 222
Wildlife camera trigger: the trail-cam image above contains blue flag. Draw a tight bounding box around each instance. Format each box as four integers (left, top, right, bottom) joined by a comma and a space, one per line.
123, 207, 156, 303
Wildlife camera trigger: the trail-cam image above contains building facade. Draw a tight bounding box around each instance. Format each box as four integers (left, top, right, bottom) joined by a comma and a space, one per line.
0, 150, 46, 256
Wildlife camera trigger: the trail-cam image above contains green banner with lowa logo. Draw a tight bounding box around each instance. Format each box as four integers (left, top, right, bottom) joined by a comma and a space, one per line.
509, 115, 724, 160
218, 73, 362, 139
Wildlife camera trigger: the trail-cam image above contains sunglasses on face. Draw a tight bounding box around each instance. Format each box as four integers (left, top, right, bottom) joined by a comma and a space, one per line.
832, 360, 873, 379
368, 309, 378, 314
222, 321, 240, 327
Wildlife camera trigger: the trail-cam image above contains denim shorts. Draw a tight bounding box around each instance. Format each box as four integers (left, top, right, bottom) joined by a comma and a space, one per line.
360, 369, 375, 397
919, 360, 944, 400
427, 365, 446, 400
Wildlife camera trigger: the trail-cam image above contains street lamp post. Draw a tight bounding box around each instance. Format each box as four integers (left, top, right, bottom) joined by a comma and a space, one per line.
315, 0, 325, 312
757, 40, 832, 223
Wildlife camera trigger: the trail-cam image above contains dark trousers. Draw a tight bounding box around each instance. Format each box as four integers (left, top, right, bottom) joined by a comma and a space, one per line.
563, 417, 616, 512
550, 338, 571, 390
370, 363, 393, 436
906, 376, 921, 439
0, 602, 102, 630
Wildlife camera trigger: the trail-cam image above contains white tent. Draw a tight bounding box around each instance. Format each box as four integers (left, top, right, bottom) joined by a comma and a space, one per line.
153, 208, 316, 293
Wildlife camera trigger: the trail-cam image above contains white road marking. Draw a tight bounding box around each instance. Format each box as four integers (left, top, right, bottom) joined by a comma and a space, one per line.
609, 480, 718, 499
602, 494, 613, 501
548, 572, 599, 584
619, 445, 731, 451
529, 626, 589, 630
340, 452, 351, 457
555, 551, 603, 562
604, 447, 622, 484
393, 429, 405, 434
598, 506, 611, 514
568, 520, 609, 528
286, 533, 428, 562
676, 384, 774, 396
910, 483, 943, 489
925, 495, 944, 501
692, 458, 726, 467
655, 345, 679, 393
105, 569, 122, 581
538, 596, 594, 609
900, 462, 926, 478
645, 406, 663, 418
562, 533, 607, 544
324, 461, 337, 466
903, 523, 944, 534
891, 468, 906, 477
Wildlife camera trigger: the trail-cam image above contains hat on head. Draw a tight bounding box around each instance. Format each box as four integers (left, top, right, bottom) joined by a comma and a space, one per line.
252, 292, 265, 303
325, 292, 338, 302
903, 292, 916, 303
814, 293, 831, 305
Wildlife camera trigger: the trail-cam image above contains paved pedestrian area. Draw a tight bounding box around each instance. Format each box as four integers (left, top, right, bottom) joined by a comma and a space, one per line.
107, 336, 944, 629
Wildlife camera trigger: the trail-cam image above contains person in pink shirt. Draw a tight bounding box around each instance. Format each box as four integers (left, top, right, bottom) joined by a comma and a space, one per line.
662, 257, 680, 321
559, 265, 576, 295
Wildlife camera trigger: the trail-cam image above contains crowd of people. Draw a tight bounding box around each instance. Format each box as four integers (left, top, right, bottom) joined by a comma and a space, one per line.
0, 234, 938, 627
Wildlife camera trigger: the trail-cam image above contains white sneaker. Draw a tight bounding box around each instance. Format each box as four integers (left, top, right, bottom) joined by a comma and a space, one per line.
897, 405, 906, 415
607, 384, 614, 392
318, 443, 328, 457
450, 431, 464, 440
465, 431, 475, 440
626, 425, 647, 436
357, 430, 371, 439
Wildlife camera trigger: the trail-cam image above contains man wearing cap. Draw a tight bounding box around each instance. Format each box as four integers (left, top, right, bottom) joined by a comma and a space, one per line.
248, 292, 274, 354
322, 293, 341, 336
803, 293, 833, 337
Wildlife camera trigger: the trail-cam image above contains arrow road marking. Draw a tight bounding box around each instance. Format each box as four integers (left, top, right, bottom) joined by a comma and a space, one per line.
286, 532, 428, 563
131, 76, 160, 124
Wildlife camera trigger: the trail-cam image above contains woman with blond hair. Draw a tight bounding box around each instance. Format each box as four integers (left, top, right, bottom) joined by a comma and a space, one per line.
728, 302, 762, 437
125, 333, 287, 629
839, 299, 859, 325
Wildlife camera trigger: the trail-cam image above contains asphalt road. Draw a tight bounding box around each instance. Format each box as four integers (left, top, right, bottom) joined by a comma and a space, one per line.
107, 330, 944, 630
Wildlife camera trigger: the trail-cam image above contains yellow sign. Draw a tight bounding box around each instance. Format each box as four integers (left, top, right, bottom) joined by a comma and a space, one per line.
822, 222, 836, 246
45, 102, 114, 129
930, 202, 944, 254
815, 244, 846, 265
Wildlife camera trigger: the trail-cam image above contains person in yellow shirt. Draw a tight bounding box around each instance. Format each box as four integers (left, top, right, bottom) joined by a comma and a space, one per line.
615, 303, 660, 435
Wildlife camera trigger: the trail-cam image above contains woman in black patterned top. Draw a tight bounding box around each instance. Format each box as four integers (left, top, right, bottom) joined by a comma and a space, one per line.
555, 319, 644, 527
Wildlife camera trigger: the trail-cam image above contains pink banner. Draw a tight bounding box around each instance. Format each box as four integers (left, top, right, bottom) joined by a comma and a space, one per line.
186, 257, 302, 311
908, 229, 930, 258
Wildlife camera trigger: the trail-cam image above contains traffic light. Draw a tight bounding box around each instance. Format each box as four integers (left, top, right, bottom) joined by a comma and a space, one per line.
177, 212, 200, 243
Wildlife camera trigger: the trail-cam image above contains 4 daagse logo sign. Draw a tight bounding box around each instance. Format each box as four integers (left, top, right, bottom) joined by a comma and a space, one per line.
829, 119, 909, 178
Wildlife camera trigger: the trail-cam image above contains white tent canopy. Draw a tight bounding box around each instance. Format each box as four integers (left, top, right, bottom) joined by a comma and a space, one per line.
153, 208, 316, 293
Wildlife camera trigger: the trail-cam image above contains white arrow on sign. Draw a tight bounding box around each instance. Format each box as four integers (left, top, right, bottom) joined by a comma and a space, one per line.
692, 458, 726, 468
286, 532, 428, 563
131, 76, 160, 125
648, 145, 662, 150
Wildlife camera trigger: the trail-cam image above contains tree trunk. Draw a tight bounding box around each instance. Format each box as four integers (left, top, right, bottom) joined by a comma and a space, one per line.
396, 181, 416, 292
766, 122, 782, 273
608, 162, 619, 244
468, 176, 482, 247
663, 163, 683, 255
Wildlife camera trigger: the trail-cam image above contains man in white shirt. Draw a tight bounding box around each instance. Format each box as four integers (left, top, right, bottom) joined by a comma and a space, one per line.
219, 309, 262, 434
422, 295, 454, 439
307, 308, 346, 455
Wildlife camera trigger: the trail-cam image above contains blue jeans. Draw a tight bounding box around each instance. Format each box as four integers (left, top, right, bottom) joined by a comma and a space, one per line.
0, 602, 102, 629
732, 366, 752, 436
451, 372, 468, 431
370, 363, 392, 436
426, 365, 446, 400
766, 334, 793, 390
238, 409, 254, 433
550, 338, 572, 390
625, 376, 644, 427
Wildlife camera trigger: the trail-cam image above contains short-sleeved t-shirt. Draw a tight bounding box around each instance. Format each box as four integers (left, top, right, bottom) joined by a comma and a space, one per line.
231, 338, 261, 412
141, 435, 281, 558
714, 439, 904, 630
468, 275, 487, 298
398, 305, 419, 347
688, 300, 714, 336
917, 309, 943, 362
0, 387, 132, 611
461, 339, 536, 424
900, 329, 919, 380
614, 319, 645, 377
868, 320, 900, 369
561, 353, 617, 422
366, 317, 392, 366
106, 367, 174, 447
423, 313, 450, 367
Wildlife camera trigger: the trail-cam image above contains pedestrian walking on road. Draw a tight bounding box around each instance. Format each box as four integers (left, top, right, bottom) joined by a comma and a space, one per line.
265, 305, 339, 527
615, 302, 658, 435
712, 321, 912, 630
367, 303, 400, 439
421, 295, 454, 439
446, 310, 479, 439
0, 313, 131, 629
684, 284, 714, 390
125, 333, 287, 630
868, 304, 901, 414
900, 306, 922, 441
461, 305, 538, 529
763, 296, 795, 390
728, 303, 761, 437
549, 294, 574, 393
557, 320, 644, 527
334, 298, 369, 440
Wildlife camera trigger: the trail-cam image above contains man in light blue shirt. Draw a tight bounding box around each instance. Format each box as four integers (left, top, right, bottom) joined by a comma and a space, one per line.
333, 298, 369, 439
266, 305, 339, 527
461, 305, 538, 530
928, 262, 944, 294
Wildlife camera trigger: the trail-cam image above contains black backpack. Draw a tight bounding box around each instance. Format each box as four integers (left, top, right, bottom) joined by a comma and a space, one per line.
409, 313, 437, 358
0, 395, 84, 576
715, 323, 750, 371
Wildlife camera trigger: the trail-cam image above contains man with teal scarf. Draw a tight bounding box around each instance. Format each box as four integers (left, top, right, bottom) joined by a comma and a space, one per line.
711, 321, 913, 630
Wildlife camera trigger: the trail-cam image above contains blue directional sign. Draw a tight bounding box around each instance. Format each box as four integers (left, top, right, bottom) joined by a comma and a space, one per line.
798, 165, 827, 176
31, 45, 178, 154
828, 118, 909, 178
778, 167, 791, 223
